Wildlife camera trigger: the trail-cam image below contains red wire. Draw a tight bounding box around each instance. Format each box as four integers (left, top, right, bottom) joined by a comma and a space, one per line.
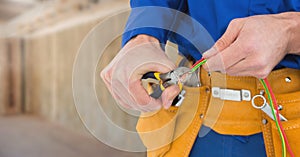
264, 78, 295, 157
192, 58, 205, 68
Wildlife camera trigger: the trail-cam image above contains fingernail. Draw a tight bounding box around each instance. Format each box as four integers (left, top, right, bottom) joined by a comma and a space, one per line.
203, 47, 217, 58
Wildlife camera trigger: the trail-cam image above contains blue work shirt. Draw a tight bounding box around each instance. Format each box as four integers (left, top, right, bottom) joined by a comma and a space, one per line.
123, 0, 300, 69
122, 0, 300, 156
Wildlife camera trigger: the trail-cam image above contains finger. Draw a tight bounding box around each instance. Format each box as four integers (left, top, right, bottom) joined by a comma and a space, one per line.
205, 42, 245, 72
203, 53, 225, 73
100, 67, 112, 84
203, 18, 246, 67
101, 66, 139, 109
112, 80, 161, 112
125, 42, 176, 74
226, 59, 270, 79
100, 68, 115, 94
214, 18, 246, 52
128, 79, 152, 105
101, 67, 135, 109
202, 47, 218, 59
102, 46, 130, 73
161, 85, 181, 109
128, 79, 163, 112
111, 91, 134, 109
111, 79, 139, 109
139, 98, 162, 112
106, 62, 173, 111
137, 62, 176, 76
113, 91, 159, 113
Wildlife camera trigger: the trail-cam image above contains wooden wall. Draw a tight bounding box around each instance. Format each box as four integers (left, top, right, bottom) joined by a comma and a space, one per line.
21, 1, 131, 133
0, 38, 8, 115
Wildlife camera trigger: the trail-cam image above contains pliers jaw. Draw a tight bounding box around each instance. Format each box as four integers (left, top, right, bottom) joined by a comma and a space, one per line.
159, 67, 192, 89
142, 67, 199, 107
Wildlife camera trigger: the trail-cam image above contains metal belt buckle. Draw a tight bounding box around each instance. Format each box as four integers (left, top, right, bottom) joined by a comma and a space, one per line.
212, 87, 251, 102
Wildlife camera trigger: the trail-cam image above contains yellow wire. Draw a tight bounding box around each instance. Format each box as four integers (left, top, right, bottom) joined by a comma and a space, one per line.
260, 79, 286, 157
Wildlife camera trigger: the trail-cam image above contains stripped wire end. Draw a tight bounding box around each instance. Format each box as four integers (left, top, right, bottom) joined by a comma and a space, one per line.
191, 58, 207, 72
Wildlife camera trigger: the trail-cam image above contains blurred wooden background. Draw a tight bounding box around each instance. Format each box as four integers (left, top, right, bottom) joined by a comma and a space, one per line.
0, 1, 154, 156
0, 0, 180, 154
0, 0, 133, 136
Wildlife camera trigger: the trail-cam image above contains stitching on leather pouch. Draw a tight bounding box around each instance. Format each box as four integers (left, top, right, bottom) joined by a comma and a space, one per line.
264, 130, 272, 156
263, 122, 275, 156
277, 99, 300, 103
226, 77, 255, 80
224, 74, 253, 79
270, 68, 293, 76
270, 71, 300, 80
271, 122, 300, 130
207, 121, 260, 125
284, 125, 300, 130
266, 126, 275, 156
183, 94, 208, 157
183, 115, 200, 157
183, 102, 201, 157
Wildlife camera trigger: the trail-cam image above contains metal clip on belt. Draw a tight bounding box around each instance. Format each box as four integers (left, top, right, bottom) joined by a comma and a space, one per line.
251, 94, 287, 121
212, 87, 251, 102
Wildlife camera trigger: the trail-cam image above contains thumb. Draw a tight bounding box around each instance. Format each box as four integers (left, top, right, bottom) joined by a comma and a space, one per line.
203, 18, 245, 59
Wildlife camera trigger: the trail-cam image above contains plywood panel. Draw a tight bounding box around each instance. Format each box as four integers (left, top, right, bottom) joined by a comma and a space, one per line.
23, 1, 132, 136
51, 23, 94, 131
6, 37, 22, 114
24, 35, 53, 115
24, 16, 100, 133
0, 38, 8, 115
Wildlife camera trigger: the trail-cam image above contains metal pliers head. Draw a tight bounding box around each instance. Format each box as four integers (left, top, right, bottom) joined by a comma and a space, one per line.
158, 67, 192, 90
141, 67, 197, 107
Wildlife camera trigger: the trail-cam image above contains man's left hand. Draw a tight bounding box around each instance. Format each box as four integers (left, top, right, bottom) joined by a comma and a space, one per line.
203, 13, 300, 78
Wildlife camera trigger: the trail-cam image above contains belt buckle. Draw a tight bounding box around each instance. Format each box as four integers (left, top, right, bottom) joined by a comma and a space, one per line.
212, 87, 251, 102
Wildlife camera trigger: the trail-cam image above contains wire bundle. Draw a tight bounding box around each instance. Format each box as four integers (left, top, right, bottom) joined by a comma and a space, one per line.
191, 58, 294, 157
191, 58, 207, 72
260, 79, 294, 157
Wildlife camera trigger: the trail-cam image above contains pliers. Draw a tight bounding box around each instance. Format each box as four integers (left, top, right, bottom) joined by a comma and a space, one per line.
142, 67, 199, 107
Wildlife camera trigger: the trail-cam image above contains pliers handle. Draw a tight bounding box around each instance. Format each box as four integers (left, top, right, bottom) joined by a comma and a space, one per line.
142, 71, 184, 99
141, 67, 192, 107
141, 71, 185, 107
141, 72, 163, 98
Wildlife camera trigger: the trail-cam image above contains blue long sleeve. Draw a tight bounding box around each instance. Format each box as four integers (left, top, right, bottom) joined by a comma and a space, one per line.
122, 0, 187, 46
123, 0, 300, 69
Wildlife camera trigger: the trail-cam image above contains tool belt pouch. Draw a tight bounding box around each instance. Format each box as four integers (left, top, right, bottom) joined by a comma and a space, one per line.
136, 86, 203, 157
136, 106, 179, 156
263, 68, 300, 157
264, 90, 300, 157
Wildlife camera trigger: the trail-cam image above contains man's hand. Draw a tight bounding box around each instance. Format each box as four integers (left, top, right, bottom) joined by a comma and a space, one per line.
101, 35, 180, 112
203, 12, 300, 78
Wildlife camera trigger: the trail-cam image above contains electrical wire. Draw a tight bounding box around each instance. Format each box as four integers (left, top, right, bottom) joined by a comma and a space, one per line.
191, 58, 294, 157
261, 79, 295, 157
191, 58, 206, 72
260, 79, 286, 157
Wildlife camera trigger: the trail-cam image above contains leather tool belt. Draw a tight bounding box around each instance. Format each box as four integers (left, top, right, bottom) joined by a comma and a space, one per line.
136, 68, 300, 157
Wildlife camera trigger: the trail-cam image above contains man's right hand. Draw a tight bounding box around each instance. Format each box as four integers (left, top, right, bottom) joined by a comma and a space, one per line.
101, 35, 180, 112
